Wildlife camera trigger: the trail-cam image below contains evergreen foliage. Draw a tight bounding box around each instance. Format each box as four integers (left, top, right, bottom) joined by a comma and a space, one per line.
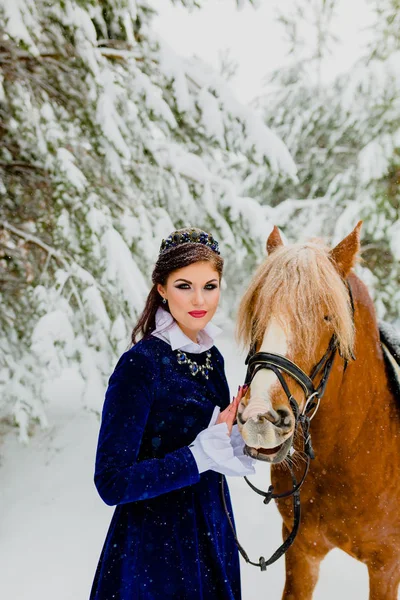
0, 0, 295, 441
245, 0, 400, 321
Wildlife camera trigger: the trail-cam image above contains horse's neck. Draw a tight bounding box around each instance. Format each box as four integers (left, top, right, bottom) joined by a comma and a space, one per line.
348, 272, 383, 370
312, 273, 392, 449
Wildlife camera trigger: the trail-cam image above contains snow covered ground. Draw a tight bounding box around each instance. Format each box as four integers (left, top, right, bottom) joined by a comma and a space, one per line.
0, 322, 381, 599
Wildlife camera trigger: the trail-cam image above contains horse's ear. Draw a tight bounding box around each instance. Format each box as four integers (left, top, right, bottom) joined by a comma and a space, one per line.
266, 226, 284, 254
329, 221, 362, 277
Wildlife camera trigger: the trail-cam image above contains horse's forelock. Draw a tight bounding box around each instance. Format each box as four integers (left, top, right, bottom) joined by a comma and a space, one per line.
237, 242, 355, 361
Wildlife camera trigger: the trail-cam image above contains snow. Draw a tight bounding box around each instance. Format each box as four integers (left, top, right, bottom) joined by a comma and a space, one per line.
122, 10, 136, 46
133, 68, 177, 127
157, 38, 193, 114
0, 324, 380, 600
110, 314, 130, 355
388, 220, 400, 261
358, 134, 395, 185
154, 142, 210, 184
101, 227, 149, 311
82, 286, 111, 332
0, 0, 40, 55
58, 1, 101, 76
31, 309, 76, 371
96, 78, 132, 160
197, 87, 225, 143
56, 148, 88, 192
186, 56, 297, 179
154, 33, 297, 179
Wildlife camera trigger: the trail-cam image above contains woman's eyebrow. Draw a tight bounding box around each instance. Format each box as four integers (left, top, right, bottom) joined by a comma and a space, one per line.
173, 278, 219, 284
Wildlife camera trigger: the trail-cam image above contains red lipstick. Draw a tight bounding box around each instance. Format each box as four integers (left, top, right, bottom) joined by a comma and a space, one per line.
189, 311, 207, 318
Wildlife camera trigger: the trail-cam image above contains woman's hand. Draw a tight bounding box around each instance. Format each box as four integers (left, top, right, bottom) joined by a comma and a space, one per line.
216, 385, 248, 434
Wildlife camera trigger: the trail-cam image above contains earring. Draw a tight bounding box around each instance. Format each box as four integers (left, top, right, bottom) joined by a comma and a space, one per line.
162, 298, 167, 304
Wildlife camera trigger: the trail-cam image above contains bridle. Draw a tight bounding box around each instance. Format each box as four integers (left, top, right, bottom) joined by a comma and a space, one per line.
221, 280, 355, 571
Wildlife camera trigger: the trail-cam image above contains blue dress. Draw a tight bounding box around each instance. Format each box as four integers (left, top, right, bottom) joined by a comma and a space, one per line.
89, 335, 241, 599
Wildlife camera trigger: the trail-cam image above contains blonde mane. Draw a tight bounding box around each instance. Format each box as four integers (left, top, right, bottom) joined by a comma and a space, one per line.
237, 241, 355, 361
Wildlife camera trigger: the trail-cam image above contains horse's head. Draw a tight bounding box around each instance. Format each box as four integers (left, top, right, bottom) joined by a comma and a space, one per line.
236, 222, 362, 463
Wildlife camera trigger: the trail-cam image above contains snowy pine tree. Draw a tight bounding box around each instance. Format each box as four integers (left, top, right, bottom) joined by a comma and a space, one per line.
244, 0, 400, 322
0, 0, 295, 442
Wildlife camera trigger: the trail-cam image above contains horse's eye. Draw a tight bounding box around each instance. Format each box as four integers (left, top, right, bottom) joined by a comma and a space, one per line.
324, 315, 332, 322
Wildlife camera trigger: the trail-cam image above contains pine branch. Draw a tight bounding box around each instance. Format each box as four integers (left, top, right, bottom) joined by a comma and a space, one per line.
1, 221, 92, 332
96, 39, 134, 50
1, 221, 62, 258
0, 161, 47, 173
0, 47, 136, 63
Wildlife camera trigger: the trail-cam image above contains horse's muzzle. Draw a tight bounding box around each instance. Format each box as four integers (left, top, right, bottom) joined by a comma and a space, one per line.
244, 435, 293, 463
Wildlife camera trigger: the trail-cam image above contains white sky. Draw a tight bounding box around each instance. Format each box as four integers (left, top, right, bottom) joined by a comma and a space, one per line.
153, 0, 375, 103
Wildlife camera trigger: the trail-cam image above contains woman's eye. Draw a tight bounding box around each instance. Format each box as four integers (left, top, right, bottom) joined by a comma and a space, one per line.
175, 284, 218, 290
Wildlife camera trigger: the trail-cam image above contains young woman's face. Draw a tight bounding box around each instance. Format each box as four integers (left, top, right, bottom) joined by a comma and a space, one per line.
157, 261, 221, 342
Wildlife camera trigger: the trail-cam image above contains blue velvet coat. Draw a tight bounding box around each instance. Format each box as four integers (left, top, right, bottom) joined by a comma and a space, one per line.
89, 335, 241, 599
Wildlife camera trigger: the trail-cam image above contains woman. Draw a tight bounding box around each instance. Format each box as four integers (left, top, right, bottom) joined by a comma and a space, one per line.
89, 227, 256, 600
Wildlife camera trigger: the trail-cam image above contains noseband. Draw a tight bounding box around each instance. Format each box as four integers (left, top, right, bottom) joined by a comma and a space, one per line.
221, 280, 355, 571
244, 332, 339, 463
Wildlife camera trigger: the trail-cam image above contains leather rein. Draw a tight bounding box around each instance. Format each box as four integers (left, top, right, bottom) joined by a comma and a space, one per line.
220, 280, 355, 571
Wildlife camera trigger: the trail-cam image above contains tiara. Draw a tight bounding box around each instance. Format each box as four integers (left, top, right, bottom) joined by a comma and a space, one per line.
159, 229, 220, 255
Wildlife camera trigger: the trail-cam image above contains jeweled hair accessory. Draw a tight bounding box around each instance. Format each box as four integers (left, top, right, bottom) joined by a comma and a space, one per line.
159, 229, 220, 255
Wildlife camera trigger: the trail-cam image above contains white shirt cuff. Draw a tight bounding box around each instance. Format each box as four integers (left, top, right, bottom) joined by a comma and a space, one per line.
188, 442, 213, 474
208, 405, 220, 427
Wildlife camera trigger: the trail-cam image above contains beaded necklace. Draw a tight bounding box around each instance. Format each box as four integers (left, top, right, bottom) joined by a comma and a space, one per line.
175, 350, 213, 379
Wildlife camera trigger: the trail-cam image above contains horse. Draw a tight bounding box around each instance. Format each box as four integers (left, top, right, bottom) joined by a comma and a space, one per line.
236, 222, 400, 600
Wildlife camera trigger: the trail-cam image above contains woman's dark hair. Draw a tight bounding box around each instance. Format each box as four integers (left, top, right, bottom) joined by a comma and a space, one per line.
130, 227, 224, 345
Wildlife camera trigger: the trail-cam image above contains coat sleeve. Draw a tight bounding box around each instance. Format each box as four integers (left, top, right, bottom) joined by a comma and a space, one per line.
94, 350, 200, 506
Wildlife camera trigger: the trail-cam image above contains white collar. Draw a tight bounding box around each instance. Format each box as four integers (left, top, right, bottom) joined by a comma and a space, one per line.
151, 306, 222, 354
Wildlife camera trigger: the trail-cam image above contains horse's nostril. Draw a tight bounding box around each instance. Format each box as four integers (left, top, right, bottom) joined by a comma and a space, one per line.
240, 407, 293, 428
277, 409, 292, 429
237, 411, 246, 425
257, 410, 280, 425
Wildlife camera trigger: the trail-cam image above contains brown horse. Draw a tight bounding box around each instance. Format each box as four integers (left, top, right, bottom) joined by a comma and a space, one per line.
236, 222, 400, 600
